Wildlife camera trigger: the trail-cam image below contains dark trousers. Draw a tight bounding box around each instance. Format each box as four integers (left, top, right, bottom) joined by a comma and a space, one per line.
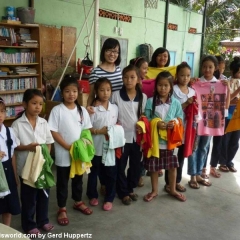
165, 144, 184, 185
20, 178, 49, 232
116, 142, 142, 199
56, 166, 83, 208
210, 135, 223, 167
87, 155, 117, 202
219, 119, 240, 167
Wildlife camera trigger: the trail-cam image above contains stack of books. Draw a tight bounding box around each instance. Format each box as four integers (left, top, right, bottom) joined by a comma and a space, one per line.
17, 28, 38, 47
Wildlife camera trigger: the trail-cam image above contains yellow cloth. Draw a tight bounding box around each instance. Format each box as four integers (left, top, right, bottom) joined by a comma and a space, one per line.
146, 66, 177, 79
147, 118, 167, 158
69, 145, 92, 178
21, 146, 45, 188
225, 100, 240, 133
136, 121, 146, 133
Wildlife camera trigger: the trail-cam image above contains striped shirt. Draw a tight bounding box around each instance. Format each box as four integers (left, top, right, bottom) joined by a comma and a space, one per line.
89, 66, 123, 91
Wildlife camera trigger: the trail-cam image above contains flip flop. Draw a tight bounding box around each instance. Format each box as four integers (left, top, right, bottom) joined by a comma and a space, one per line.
143, 193, 158, 202
197, 179, 212, 187
188, 181, 200, 189
103, 202, 113, 211
57, 209, 69, 226
170, 193, 187, 202
27, 228, 41, 238
228, 166, 237, 172
73, 202, 93, 215
129, 193, 138, 201
164, 185, 170, 193
210, 167, 221, 178
89, 198, 99, 206
219, 165, 229, 172
41, 223, 54, 232
176, 183, 186, 192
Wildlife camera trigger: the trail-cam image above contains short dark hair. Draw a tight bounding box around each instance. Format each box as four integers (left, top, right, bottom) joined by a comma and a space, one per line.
100, 38, 121, 66
149, 47, 170, 67
176, 62, 191, 75
201, 55, 218, 69
129, 57, 147, 69
230, 56, 240, 77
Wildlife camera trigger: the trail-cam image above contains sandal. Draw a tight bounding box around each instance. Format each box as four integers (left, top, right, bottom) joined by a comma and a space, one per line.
73, 201, 93, 215
164, 185, 170, 193
122, 196, 132, 205
201, 168, 209, 179
41, 223, 54, 232
176, 183, 186, 192
27, 228, 41, 238
188, 181, 200, 189
89, 198, 99, 206
143, 193, 158, 202
103, 202, 113, 211
57, 209, 69, 226
228, 166, 237, 172
129, 193, 138, 201
169, 193, 186, 202
210, 167, 221, 178
219, 165, 229, 172
197, 179, 212, 187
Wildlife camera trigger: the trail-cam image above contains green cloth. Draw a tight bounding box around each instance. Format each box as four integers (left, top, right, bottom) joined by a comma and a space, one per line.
0, 161, 9, 196
35, 144, 55, 189
72, 129, 95, 163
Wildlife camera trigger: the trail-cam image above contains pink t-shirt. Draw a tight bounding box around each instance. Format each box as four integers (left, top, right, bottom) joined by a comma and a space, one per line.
142, 79, 155, 98
192, 77, 227, 136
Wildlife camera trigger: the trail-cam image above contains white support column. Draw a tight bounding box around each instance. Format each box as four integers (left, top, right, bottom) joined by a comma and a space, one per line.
93, 0, 99, 68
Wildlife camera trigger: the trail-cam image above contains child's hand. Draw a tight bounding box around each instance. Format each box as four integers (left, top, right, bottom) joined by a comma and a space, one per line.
136, 125, 143, 134
221, 80, 230, 89
100, 126, 108, 135
86, 106, 95, 115
190, 77, 199, 86
28, 143, 39, 152
167, 120, 175, 129
0, 151, 6, 160
157, 121, 167, 130
95, 100, 102, 107
187, 97, 194, 104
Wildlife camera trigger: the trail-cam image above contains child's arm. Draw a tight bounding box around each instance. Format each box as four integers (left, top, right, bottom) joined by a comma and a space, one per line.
47, 144, 51, 153
182, 97, 194, 109
51, 131, 71, 151
90, 127, 108, 135
12, 152, 19, 186
15, 143, 39, 152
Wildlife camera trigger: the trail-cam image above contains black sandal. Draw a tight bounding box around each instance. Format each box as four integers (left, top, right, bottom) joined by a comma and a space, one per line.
122, 196, 132, 205
129, 193, 138, 201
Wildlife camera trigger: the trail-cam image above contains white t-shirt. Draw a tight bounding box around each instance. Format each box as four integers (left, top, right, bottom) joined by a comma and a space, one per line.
12, 113, 54, 175
111, 90, 147, 143
173, 85, 196, 104
48, 103, 92, 167
90, 102, 118, 156
0, 124, 19, 162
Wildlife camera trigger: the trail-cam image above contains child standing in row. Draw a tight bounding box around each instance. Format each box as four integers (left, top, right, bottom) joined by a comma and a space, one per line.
143, 71, 186, 202
0, 98, 20, 226
112, 65, 147, 205
129, 57, 149, 187
48, 75, 92, 226
86, 78, 119, 211
12, 89, 54, 235
164, 62, 195, 193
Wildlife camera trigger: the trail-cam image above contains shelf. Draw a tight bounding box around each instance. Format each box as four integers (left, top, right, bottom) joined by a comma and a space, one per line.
5, 116, 16, 120
0, 63, 39, 66
0, 45, 38, 49
5, 102, 22, 107
0, 74, 39, 78
0, 22, 39, 28
1, 89, 25, 94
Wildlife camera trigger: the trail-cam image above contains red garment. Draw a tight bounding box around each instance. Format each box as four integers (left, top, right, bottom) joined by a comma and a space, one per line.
167, 118, 184, 150
136, 116, 152, 157
183, 98, 198, 157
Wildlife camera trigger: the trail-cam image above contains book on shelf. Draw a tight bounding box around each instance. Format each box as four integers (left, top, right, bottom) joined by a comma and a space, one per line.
6, 105, 24, 118
0, 77, 37, 90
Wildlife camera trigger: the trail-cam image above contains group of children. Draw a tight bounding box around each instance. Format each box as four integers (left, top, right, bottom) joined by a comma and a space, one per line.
0, 38, 240, 238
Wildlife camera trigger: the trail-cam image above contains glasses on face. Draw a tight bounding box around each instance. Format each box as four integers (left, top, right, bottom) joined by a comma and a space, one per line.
105, 49, 119, 55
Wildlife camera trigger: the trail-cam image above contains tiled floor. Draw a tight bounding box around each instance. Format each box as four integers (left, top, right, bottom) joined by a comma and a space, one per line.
8, 141, 240, 240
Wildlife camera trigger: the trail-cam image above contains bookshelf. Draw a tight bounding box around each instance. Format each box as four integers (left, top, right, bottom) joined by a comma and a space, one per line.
0, 22, 42, 124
